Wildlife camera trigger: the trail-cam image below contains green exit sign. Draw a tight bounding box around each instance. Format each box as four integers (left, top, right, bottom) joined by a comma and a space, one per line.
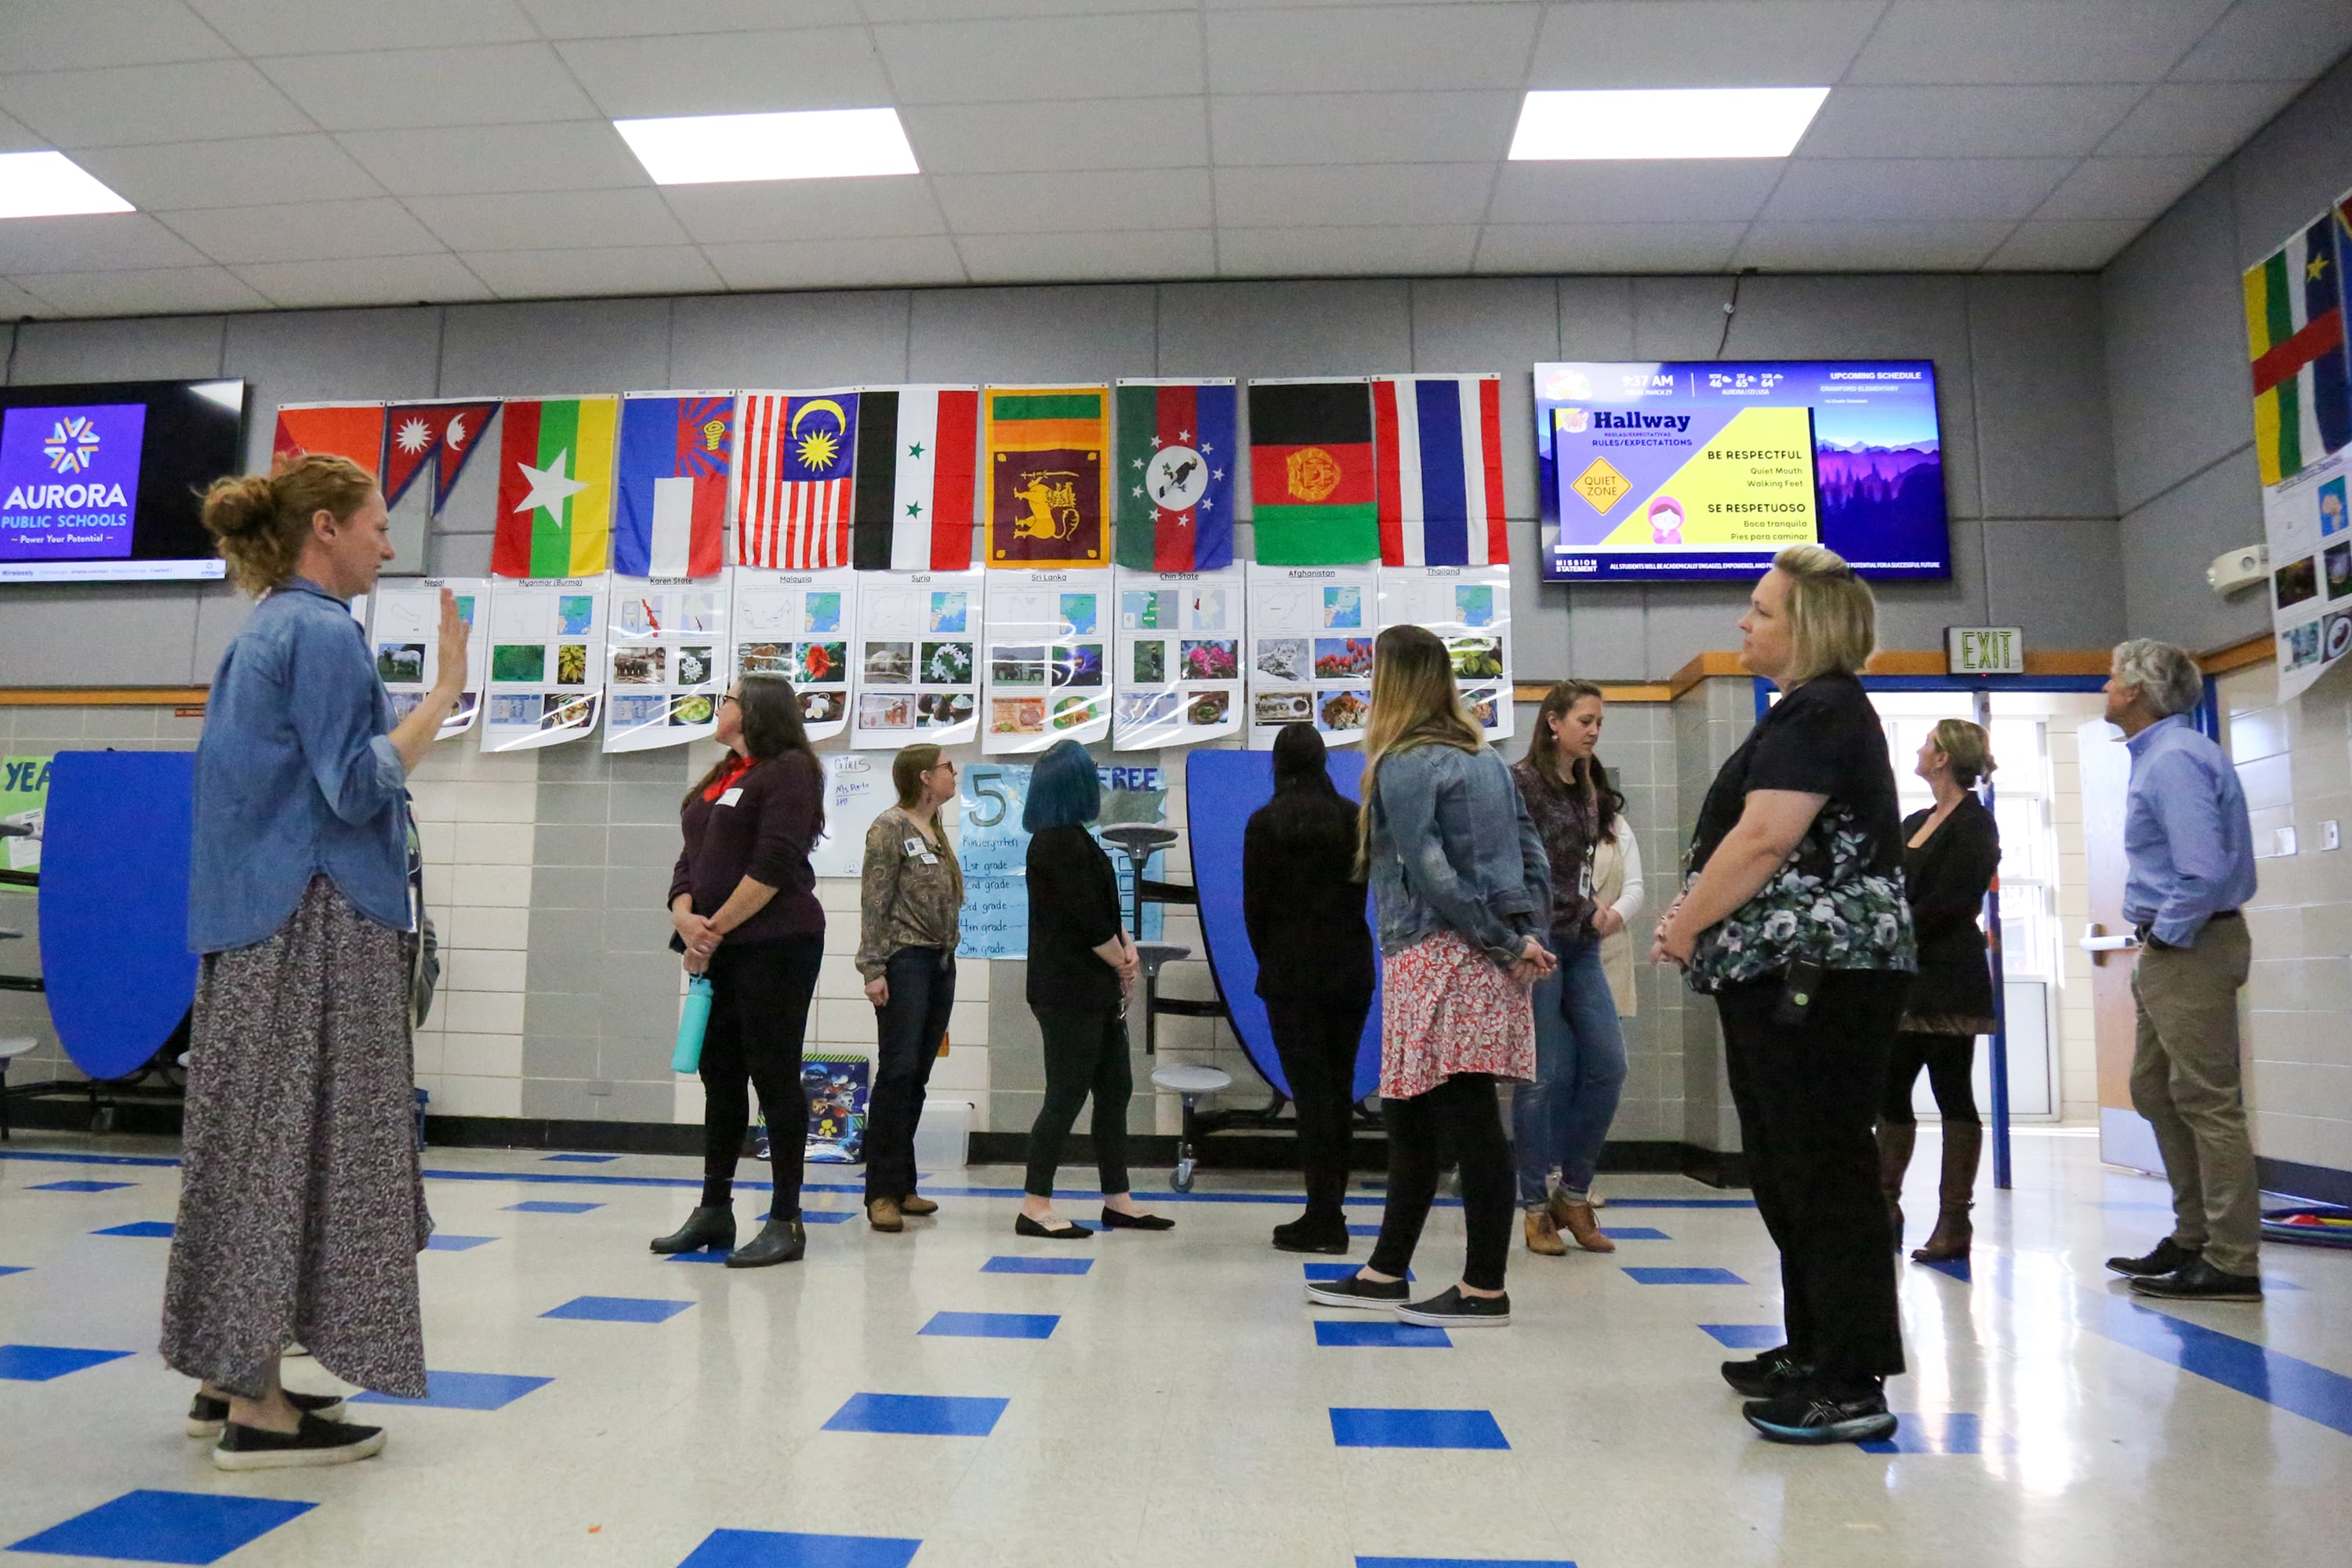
1946, 626, 2024, 675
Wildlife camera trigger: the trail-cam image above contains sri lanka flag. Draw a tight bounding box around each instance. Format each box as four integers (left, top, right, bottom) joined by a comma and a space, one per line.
491, 397, 618, 578
2245, 213, 2352, 486
1114, 379, 1236, 572
1374, 375, 1507, 567
615, 394, 731, 579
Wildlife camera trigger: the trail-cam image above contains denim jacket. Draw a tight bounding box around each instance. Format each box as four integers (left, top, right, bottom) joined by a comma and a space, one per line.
1364, 742, 1550, 967
188, 576, 410, 953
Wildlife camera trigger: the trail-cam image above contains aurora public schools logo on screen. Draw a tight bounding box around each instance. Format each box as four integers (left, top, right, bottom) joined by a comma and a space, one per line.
42, 413, 103, 474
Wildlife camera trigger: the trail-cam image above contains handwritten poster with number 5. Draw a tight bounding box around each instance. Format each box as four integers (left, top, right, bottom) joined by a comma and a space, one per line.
955, 760, 1166, 959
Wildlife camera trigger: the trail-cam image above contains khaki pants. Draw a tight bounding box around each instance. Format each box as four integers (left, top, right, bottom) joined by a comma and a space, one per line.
2129, 916, 2259, 1276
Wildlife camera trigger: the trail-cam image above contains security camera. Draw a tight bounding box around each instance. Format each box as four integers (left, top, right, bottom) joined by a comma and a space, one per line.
2208, 543, 2269, 596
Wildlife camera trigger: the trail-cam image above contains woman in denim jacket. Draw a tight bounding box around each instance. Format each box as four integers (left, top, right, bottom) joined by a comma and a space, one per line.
1305, 626, 1553, 1329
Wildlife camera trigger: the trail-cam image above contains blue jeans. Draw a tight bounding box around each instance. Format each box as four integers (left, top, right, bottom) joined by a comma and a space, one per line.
1512, 937, 1628, 1206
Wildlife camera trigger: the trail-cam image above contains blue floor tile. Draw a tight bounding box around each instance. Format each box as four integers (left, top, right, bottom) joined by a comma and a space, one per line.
1920, 1256, 1972, 1283
981, 1256, 1091, 1276
503, 1200, 602, 1214
31, 1180, 134, 1192
351, 1370, 552, 1411
919, 1312, 1060, 1341
0, 1344, 136, 1381
773, 1209, 854, 1225
92, 1221, 174, 1239
0, 1265, 28, 1279
677, 1528, 923, 1568
1624, 1267, 1746, 1286
666, 1248, 732, 1263
542, 1153, 616, 1163
1359, 1559, 1577, 1568
1860, 1412, 1993, 1455
541, 1295, 693, 1324
1314, 1321, 1451, 1349
822, 1392, 1008, 1437
1305, 1263, 1412, 1282
1330, 1406, 1508, 1450
6, 1489, 314, 1564
1346, 1224, 1381, 1236
1600, 1226, 1669, 1240
423, 1234, 496, 1252
1700, 1324, 1783, 1350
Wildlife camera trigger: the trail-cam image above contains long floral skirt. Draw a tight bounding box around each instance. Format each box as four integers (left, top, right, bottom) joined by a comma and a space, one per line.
1379, 929, 1537, 1101
160, 877, 431, 1399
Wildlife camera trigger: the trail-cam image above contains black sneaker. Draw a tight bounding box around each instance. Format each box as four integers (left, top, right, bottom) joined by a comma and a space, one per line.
187, 1389, 346, 1439
2106, 1236, 2200, 1277
1721, 1345, 1814, 1399
1304, 1273, 1410, 1310
1395, 1286, 1510, 1328
1272, 1218, 1349, 1255
2127, 1257, 2263, 1302
1743, 1385, 1897, 1446
213, 1411, 387, 1471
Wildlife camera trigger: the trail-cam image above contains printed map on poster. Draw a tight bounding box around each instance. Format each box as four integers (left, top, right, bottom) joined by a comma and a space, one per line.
1112, 564, 1244, 750
731, 567, 857, 742
604, 577, 727, 752
853, 570, 985, 750
481, 577, 608, 751
1245, 562, 1377, 750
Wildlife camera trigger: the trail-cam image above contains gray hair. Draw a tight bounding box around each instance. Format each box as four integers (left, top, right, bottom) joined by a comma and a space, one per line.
2111, 637, 2202, 718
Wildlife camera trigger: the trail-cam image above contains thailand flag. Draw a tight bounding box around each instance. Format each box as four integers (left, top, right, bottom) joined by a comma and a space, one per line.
615, 394, 730, 579
1373, 375, 1507, 567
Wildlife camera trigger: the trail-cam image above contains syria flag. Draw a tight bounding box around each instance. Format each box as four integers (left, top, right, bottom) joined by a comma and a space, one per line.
1114, 379, 1236, 572
851, 386, 980, 571
381, 401, 499, 510
1373, 375, 1508, 567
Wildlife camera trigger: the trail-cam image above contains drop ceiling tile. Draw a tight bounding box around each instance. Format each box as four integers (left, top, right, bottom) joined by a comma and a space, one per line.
2098, 81, 2306, 157
520, 0, 862, 36
462, 245, 724, 300
1848, 2, 2234, 85
258, 44, 601, 132
660, 180, 946, 245
189, 0, 540, 55
232, 254, 495, 308
406, 188, 691, 252
74, 136, 385, 211
0, 108, 58, 154
1216, 224, 1479, 278
336, 123, 650, 197
701, 236, 968, 290
1486, 161, 1782, 224
1210, 92, 1519, 166
1764, 158, 2073, 222
554, 29, 893, 118
160, 199, 448, 265
876, 13, 1203, 105
902, 98, 1209, 175
0, 60, 314, 148
864, 0, 1180, 17
6, 1, 234, 69
1215, 165, 1494, 229
1981, 220, 2147, 270
0, 276, 55, 316
1734, 220, 2015, 270
1526, 2, 1883, 88
1206, 4, 1543, 93
2170, 0, 2352, 82
1474, 222, 1747, 274
959, 229, 1218, 285
16, 265, 270, 316
2033, 155, 2216, 222
1798, 85, 2145, 160
0, 215, 212, 274
932, 169, 1212, 234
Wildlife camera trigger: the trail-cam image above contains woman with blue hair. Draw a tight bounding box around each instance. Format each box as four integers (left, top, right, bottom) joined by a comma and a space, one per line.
1015, 739, 1173, 1239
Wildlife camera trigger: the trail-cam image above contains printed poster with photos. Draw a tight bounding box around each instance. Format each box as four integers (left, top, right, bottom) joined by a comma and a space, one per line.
982, 568, 1111, 753
852, 569, 985, 750
1112, 565, 1244, 750
2264, 452, 2352, 700
480, 577, 608, 752
730, 568, 857, 743
368, 576, 488, 740
604, 577, 728, 752
1377, 564, 1515, 741
1244, 563, 1377, 750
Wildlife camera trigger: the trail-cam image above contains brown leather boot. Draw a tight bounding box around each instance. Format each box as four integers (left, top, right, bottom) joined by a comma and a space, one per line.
1524, 1209, 1568, 1255
1876, 1121, 1917, 1250
898, 1193, 938, 1216
1552, 1196, 1615, 1253
867, 1197, 904, 1232
1911, 1121, 1980, 1263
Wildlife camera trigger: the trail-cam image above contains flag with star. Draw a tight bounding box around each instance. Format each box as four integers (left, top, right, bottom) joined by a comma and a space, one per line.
614, 393, 731, 579
1114, 379, 1236, 572
732, 390, 861, 569
851, 385, 980, 571
381, 401, 499, 510
491, 396, 619, 578
2245, 211, 2352, 485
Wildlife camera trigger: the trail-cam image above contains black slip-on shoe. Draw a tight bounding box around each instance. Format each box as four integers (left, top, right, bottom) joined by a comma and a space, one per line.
1014, 1214, 1091, 1240
1098, 1207, 1174, 1231
212, 1412, 386, 1471
1304, 1273, 1410, 1310
1272, 1218, 1350, 1255
1722, 1345, 1815, 1399
2127, 1257, 2263, 1302
1742, 1387, 1897, 1446
1395, 1286, 1510, 1327
2105, 1236, 2200, 1277
187, 1389, 346, 1439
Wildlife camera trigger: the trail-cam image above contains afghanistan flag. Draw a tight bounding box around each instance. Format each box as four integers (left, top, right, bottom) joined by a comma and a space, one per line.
1374, 375, 1507, 567
1247, 379, 1377, 564
382, 401, 499, 510
272, 403, 383, 477
851, 385, 980, 572
984, 385, 1109, 569
491, 397, 618, 579
1115, 379, 1236, 572
2245, 212, 2352, 486
733, 390, 859, 570
614, 393, 730, 579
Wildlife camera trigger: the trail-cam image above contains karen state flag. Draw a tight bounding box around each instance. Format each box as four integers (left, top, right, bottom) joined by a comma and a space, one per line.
985, 385, 1108, 569
615, 394, 730, 579
1115, 379, 1236, 572
1373, 375, 1507, 567
851, 385, 981, 572
1247, 379, 1377, 565
491, 397, 618, 579
2245, 211, 2352, 486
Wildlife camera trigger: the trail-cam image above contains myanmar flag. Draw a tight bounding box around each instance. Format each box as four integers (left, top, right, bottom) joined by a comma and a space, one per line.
985, 385, 1108, 569
492, 397, 618, 579
1247, 379, 1377, 564
2244, 213, 2352, 486
1115, 379, 1236, 572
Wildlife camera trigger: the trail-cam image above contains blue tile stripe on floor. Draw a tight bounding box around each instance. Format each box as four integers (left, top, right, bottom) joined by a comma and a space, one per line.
2099, 1297, 2352, 1439
1315, 1321, 1451, 1348
677, 1529, 923, 1568
423, 1234, 497, 1252
919, 1312, 1059, 1340
981, 1256, 1091, 1275
0, 1345, 136, 1381
1624, 1266, 1746, 1285
1359, 1559, 1577, 1568
1599, 1226, 1670, 1240
92, 1221, 175, 1238
1305, 1263, 1412, 1281
350, 1371, 553, 1411
0, 1266, 27, 1279
5, 1489, 314, 1565
1330, 1407, 1508, 1450
1699, 1324, 1783, 1349
30, 1179, 135, 1192
541, 1295, 693, 1323
822, 1392, 1008, 1437
503, 1200, 601, 1214
1859, 1412, 1994, 1455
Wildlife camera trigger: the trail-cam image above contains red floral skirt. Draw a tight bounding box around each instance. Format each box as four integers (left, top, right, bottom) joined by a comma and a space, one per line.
1379, 929, 1537, 1100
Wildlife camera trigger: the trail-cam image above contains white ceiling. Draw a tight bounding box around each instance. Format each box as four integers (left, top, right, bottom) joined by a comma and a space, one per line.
0, 0, 2344, 318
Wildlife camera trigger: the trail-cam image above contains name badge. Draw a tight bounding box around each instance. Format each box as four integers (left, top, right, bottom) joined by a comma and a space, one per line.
903, 837, 927, 858
718, 788, 744, 807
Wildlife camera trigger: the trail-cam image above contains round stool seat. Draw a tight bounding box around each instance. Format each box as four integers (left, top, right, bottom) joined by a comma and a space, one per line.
1132, 941, 1190, 977
0, 1036, 35, 1063
1151, 1063, 1232, 1097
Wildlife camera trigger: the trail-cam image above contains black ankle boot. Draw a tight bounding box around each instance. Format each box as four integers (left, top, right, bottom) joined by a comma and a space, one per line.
1272, 1214, 1349, 1254
726, 1214, 805, 1269
650, 1204, 735, 1254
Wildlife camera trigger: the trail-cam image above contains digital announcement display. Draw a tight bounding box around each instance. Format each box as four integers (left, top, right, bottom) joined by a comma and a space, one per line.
1536, 361, 1948, 583
0, 379, 245, 583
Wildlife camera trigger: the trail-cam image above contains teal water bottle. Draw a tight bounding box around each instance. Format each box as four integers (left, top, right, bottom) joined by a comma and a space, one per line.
673, 975, 713, 1074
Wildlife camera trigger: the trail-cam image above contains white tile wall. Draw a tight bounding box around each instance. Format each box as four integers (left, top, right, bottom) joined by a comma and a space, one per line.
409, 742, 538, 1126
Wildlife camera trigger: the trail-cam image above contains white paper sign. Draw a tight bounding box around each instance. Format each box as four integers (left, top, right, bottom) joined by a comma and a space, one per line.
480, 576, 608, 751
2266, 452, 2352, 700
730, 567, 857, 742
982, 568, 1111, 753
1112, 564, 1243, 750
1244, 563, 1377, 750
811, 751, 898, 878
1376, 564, 1514, 741
366, 576, 488, 739
852, 569, 985, 750
604, 576, 728, 751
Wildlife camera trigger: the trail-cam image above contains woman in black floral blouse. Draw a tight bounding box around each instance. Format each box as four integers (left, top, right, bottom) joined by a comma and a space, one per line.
1650, 545, 1916, 1450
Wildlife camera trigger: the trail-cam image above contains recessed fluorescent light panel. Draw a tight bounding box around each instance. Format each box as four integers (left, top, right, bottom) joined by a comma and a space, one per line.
615, 107, 920, 185
1508, 88, 1831, 161
0, 151, 135, 220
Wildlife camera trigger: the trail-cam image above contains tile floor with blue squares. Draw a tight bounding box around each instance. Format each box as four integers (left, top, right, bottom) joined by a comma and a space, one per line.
2, 1130, 2347, 1567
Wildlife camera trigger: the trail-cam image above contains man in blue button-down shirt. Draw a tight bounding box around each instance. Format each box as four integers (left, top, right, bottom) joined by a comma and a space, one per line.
2099, 638, 2263, 1303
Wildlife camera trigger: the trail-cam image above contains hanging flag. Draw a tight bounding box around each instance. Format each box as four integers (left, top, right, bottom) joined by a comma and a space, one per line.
382, 401, 499, 510
984, 385, 1109, 569
1115, 379, 1237, 572
1373, 375, 1508, 567
490, 397, 619, 579
733, 390, 860, 570
851, 385, 981, 572
272, 403, 383, 477
614, 394, 731, 579
1247, 379, 1377, 565
2245, 212, 2352, 486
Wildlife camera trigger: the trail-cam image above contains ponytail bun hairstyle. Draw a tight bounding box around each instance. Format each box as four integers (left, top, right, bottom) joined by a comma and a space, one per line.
201, 453, 374, 596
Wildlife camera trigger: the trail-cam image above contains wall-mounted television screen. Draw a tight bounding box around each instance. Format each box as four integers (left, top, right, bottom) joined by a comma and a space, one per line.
1535, 360, 1947, 583
0, 379, 248, 583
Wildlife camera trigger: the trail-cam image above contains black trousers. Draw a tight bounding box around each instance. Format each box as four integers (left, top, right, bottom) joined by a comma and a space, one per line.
1367, 1073, 1515, 1293
1718, 969, 1910, 1381
1266, 998, 1370, 1222
1024, 1005, 1133, 1199
865, 947, 956, 1203
698, 933, 822, 1216
1880, 1030, 1980, 1127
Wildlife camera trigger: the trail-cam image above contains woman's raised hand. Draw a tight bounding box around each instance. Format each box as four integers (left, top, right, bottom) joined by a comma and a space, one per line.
433, 587, 470, 698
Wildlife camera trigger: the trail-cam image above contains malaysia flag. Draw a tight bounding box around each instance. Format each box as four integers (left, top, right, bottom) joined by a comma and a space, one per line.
733, 390, 860, 570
